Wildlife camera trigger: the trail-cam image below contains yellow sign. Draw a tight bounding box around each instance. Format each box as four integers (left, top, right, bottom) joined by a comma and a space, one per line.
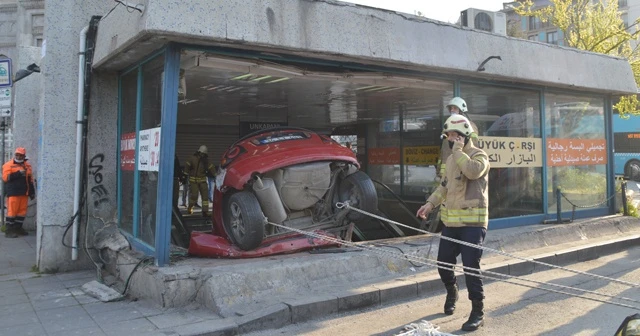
403, 146, 440, 165
476, 136, 543, 168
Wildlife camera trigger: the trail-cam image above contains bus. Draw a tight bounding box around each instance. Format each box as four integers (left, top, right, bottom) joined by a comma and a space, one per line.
613, 113, 640, 180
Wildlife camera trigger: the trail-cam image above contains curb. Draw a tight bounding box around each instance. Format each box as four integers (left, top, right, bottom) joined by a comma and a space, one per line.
171, 234, 640, 336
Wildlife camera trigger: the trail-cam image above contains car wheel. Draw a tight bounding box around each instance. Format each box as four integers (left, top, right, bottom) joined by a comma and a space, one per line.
627, 160, 640, 182
337, 171, 378, 221
224, 191, 265, 251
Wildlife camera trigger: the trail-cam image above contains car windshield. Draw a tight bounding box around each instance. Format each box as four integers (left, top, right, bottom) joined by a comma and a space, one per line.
250, 131, 310, 145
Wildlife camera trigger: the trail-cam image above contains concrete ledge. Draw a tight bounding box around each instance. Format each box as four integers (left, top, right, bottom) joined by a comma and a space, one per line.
234, 303, 291, 334
283, 294, 339, 323
337, 286, 380, 312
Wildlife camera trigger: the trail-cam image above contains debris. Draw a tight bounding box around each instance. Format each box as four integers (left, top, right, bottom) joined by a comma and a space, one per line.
396, 320, 455, 336
81, 280, 124, 302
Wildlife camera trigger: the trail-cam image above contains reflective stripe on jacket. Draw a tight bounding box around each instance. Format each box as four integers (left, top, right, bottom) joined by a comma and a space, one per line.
2, 160, 34, 197
427, 141, 489, 228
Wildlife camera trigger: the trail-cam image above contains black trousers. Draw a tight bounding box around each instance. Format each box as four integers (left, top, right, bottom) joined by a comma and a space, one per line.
437, 226, 487, 301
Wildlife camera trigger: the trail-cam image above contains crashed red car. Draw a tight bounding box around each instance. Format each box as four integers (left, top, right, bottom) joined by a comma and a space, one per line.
188, 127, 378, 257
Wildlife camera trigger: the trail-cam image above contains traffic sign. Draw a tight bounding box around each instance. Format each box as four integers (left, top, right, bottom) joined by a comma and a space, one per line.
0, 87, 11, 117
0, 59, 11, 87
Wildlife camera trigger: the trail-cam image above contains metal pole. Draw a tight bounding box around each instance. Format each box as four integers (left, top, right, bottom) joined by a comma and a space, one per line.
556, 187, 562, 224
622, 181, 629, 216
0, 117, 5, 229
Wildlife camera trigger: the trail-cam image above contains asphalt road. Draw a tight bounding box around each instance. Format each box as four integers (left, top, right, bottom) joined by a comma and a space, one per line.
245, 245, 640, 336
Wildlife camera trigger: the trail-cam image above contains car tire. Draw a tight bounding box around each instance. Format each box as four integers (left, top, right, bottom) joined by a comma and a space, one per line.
337, 171, 378, 221
627, 160, 640, 182
224, 191, 265, 251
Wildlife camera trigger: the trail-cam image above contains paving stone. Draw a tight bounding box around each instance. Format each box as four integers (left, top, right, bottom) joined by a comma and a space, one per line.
31, 296, 79, 311
337, 286, 380, 312
0, 321, 46, 336
0, 302, 33, 315
173, 318, 238, 336
0, 311, 39, 328
102, 317, 159, 336
36, 305, 99, 333
48, 327, 107, 336
0, 293, 29, 306
90, 306, 146, 326
147, 310, 206, 329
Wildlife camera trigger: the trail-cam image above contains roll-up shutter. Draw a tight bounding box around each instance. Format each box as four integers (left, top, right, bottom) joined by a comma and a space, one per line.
175, 125, 239, 169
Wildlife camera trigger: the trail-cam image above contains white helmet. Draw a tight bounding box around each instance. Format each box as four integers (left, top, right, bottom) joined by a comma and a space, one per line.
446, 97, 468, 113
443, 114, 473, 137
198, 145, 208, 154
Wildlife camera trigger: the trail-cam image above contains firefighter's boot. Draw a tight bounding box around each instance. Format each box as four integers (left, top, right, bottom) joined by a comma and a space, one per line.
15, 224, 28, 236
461, 300, 484, 331
187, 206, 194, 215
4, 225, 18, 238
444, 283, 458, 315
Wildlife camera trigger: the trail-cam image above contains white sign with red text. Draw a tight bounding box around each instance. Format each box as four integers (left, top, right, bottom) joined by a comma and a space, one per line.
138, 127, 161, 171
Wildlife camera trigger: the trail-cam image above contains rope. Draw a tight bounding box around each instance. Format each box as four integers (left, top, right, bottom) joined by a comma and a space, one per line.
335, 202, 640, 288
268, 221, 640, 310
558, 190, 616, 209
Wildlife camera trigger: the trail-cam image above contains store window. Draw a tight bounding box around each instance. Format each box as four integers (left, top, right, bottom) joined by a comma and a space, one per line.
547, 31, 558, 45
401, 88, 453, 198
119, 71, 138, 235
137, 55, 164, 245
545, 93, 607, 214
460, 83, 542, 219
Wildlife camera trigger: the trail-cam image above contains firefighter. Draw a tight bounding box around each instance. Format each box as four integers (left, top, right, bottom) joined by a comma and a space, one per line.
417, 114, 490, 331
2, 147, 36, 238
185, 145, 215, 217
436, 97, 479, 179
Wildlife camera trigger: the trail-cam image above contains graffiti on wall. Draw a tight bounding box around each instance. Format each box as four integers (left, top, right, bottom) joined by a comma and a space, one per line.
89, 154, 109, 208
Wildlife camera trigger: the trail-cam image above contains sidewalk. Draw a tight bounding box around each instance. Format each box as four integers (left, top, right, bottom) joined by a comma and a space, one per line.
0, 216, 639, 336
0, 235, 224, 336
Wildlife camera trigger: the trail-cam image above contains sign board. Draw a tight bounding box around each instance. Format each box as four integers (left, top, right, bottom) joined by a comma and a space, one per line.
239, 121, 288, 137
368, 147, 401, 165
546, 138, 607, 166
138, 127, 161, 171
476, 136, 542, 168
120, 132, 136, 171
0, 87, 10, 117
403, 146, 439, 165
0, 59, 11, 87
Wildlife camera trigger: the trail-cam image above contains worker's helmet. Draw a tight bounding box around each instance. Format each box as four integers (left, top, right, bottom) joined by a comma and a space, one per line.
446, 97, 468, 113
443, 114, 473, 137
198, 145, 208, 154
14, 147, 26, 156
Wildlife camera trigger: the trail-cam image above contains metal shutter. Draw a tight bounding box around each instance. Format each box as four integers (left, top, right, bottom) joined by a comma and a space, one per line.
175, 125, 239, 169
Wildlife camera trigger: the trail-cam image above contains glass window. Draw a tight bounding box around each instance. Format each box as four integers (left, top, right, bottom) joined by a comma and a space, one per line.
545, 93, 607, 214
528, 35, 538, 41
401, 88, 453, 198
119, 71, 138, 235
547, 31, 558, 45
138, 55, 164, 246
460, 83, 543, 219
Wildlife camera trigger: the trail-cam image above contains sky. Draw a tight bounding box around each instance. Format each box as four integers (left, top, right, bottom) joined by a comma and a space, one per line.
341, 0, 509, 23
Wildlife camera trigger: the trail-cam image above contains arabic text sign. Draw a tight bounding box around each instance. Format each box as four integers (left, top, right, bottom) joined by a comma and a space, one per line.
403, 146, 439, 165
120, 132, 136, 171
476, 136, 542, 168
368, 147, 400, 165
546, 138, 607, 166
138, 127, 161, 171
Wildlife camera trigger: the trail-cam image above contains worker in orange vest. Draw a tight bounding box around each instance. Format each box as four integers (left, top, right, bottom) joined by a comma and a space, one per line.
2, 147, 35, 238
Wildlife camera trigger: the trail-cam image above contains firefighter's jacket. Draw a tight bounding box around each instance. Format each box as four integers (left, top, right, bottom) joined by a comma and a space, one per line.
2, 159, 35, 197
427, 140, 489, 228
185, 153, 215, 183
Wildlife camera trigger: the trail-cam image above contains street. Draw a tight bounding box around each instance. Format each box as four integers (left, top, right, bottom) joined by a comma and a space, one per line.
245, 246, 640, 336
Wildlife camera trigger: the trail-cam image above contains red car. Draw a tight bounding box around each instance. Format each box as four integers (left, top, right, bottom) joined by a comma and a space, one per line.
189, 127, 378, 256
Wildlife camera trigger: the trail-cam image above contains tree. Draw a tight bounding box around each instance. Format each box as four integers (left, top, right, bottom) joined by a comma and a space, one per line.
514, 0, 640, 117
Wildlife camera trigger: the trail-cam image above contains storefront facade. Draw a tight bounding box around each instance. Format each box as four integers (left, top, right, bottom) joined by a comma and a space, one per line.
29, 0, 637, 270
